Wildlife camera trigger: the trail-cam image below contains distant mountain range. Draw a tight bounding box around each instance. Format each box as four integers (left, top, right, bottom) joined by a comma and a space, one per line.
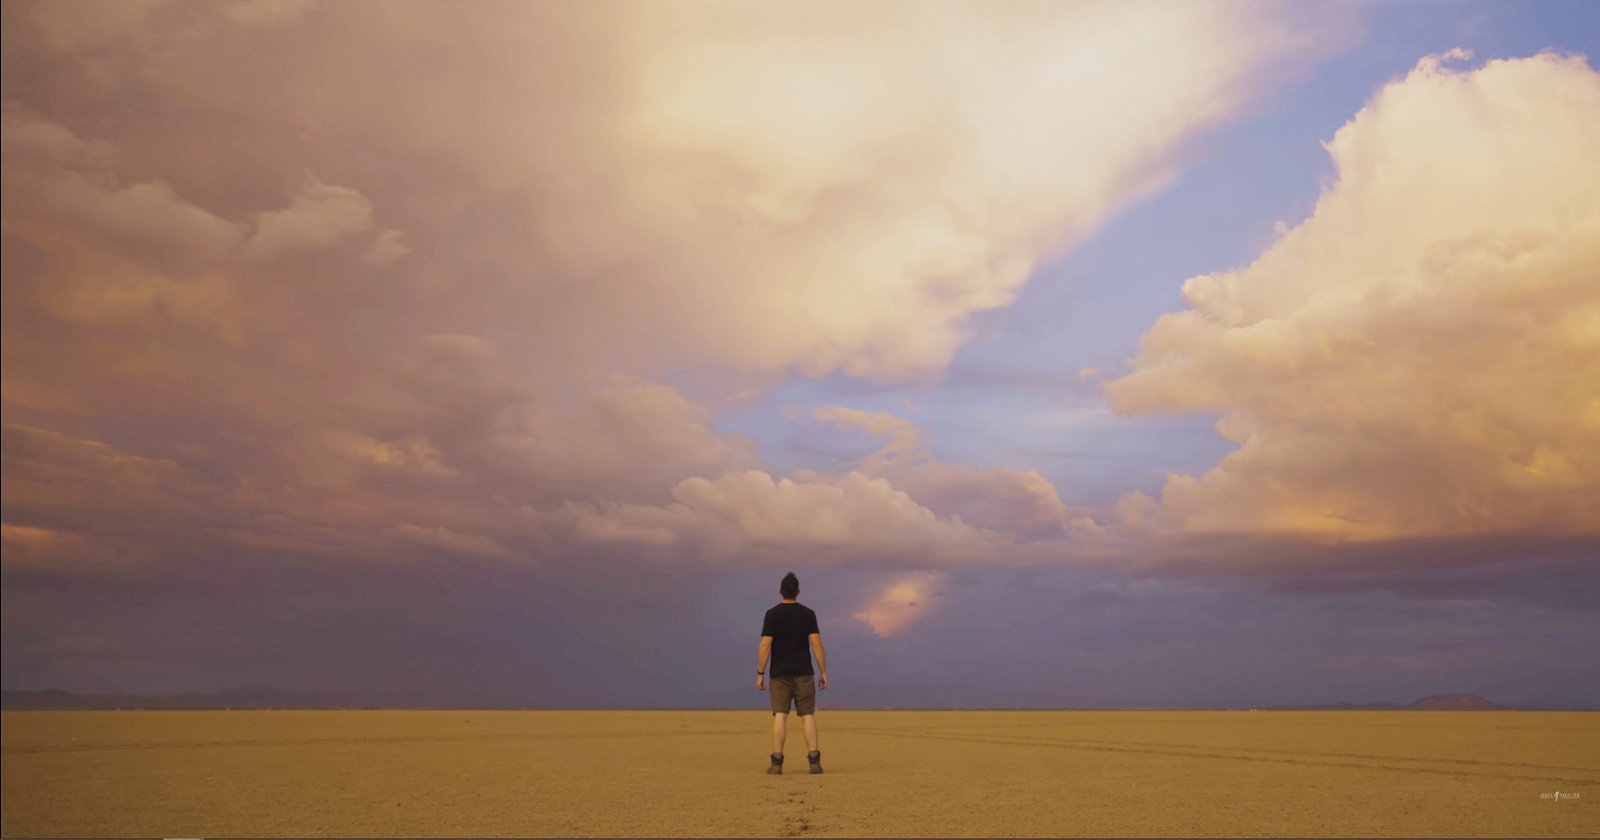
2, 688, 1589, 710
1, 685, 340, 710
1284, 693, 1513, 711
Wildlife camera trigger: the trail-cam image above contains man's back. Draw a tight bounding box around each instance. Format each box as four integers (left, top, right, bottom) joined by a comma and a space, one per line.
761, 602, 819, 677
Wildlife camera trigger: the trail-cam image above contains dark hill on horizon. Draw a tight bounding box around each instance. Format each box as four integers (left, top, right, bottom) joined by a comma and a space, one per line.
1286, 693, 1513, 711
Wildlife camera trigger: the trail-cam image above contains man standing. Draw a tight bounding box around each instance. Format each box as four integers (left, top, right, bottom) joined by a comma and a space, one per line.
757, 571, 828, 775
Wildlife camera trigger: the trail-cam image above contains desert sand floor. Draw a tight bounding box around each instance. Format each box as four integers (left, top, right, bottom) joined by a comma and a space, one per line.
2, 709, 1595, 838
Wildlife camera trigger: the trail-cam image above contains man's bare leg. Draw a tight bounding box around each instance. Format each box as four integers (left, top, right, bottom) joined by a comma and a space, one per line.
800, 713, 819, 753
772, 712, 787, 755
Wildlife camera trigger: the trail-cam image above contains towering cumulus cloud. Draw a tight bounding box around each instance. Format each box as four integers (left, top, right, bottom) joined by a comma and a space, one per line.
1108, 51, 1600, 540
607, 1, 1311, 379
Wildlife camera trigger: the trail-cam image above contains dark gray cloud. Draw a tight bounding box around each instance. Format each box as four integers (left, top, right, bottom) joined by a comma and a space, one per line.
7, 556, 1596, 708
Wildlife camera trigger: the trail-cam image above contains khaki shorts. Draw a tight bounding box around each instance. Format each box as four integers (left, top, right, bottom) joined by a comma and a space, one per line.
769, 675, 816, 716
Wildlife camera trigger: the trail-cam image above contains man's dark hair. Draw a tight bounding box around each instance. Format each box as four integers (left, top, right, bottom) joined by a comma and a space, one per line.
780, 571, 800, 599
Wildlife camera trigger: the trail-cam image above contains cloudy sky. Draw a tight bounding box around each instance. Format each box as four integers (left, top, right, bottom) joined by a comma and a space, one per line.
3, 0, 1597, 709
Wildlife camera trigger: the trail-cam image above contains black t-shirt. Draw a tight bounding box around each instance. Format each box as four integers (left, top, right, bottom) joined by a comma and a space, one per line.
761, 602, 820, 678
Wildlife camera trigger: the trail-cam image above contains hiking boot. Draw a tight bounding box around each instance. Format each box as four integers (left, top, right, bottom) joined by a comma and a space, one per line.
767, 753, 783, 775
808, 750, 823, 774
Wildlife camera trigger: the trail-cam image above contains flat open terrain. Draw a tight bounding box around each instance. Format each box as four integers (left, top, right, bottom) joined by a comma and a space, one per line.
2, 710, 1594, 837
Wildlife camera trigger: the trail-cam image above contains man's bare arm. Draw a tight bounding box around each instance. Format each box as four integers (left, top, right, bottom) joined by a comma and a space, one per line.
809, 633, 827, 688
758, 635, 773, 674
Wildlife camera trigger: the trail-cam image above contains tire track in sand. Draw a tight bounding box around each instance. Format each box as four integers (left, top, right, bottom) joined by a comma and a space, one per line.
835, 726, 1600, 786
871, 728, 1597, 775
